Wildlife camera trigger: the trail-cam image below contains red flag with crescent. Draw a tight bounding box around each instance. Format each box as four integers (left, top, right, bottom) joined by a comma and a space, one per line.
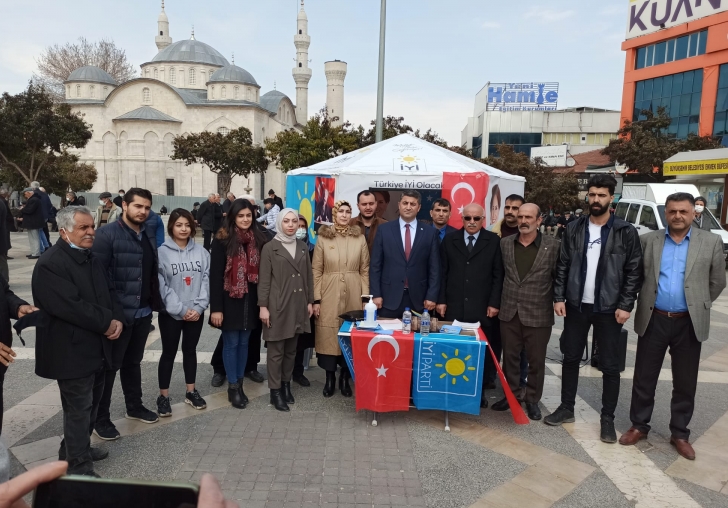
351, 329, 414, 412
442, 172, 489, 227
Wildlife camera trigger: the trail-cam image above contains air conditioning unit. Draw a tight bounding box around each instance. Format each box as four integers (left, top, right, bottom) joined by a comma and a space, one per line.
562, 142, 568, 145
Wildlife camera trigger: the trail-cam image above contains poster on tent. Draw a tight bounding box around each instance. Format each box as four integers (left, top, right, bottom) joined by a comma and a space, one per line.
441, 172, 489, 228
338, 173, 443, 222
486, 178, 526, 228
286, 175, 317, 242
314, 176, 336, 226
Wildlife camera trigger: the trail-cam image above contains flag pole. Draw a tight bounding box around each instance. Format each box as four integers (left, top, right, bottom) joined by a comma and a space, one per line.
372, 412, 378, 427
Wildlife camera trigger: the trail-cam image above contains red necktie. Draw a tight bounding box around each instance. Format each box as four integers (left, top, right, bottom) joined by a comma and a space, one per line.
404, 224, 412, 260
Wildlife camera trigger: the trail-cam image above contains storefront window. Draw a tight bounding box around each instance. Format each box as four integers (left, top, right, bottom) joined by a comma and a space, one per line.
487, 133, 542, 157
634, 69, 702, 139
713, 64, 728, 138
635, 30, 707, 70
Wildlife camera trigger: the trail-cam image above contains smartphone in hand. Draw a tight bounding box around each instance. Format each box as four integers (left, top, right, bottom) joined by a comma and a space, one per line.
33, 476, 199, 508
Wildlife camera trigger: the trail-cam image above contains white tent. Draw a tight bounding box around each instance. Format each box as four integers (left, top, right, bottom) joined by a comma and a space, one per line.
284, 134, 525, 237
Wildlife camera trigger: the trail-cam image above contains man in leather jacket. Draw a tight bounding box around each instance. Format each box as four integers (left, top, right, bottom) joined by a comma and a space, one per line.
545, 174, 643, 444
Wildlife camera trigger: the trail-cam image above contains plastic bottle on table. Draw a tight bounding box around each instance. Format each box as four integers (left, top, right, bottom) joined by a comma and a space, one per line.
402, 307, 412, 334
420, 309, 430, 336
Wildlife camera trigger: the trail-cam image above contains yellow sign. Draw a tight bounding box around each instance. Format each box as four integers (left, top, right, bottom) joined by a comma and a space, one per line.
664, 158, 728, 176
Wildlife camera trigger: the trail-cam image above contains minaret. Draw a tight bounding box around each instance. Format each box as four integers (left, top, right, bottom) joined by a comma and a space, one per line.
325, 60, 347, 127
292, 0, 312, 124
155, 0, 172, 51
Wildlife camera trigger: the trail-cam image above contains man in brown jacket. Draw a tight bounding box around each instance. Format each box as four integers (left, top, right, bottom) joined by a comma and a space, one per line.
350, 190, 387, 253
491, 203, 559, 421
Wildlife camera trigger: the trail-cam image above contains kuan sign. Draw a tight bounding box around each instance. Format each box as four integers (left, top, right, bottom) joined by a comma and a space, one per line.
626, 0, 728, 40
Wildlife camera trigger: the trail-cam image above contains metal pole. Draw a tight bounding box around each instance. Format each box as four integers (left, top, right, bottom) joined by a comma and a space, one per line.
375, 0, 386, 143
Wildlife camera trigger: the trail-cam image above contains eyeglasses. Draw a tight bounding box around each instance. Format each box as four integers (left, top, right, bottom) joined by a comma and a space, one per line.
463, 216, 482, 221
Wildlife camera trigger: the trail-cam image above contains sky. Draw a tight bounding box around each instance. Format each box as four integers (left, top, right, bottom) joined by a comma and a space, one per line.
0, 0, 629, 146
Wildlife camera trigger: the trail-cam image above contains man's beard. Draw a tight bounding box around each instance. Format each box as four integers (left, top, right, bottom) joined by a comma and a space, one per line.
590, 202, 609, 217
125, 210, 146, 226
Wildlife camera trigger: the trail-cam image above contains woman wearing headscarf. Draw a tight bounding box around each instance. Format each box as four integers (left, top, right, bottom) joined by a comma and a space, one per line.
259, 209, 314, 412
209, 199, 268, 409
312, 200, 370, 398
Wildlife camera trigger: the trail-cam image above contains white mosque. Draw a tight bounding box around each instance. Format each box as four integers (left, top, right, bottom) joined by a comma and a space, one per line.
64, 1, 347, 199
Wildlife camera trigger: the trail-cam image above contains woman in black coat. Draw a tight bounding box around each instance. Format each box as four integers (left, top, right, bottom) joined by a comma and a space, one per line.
209, 199, 268, 409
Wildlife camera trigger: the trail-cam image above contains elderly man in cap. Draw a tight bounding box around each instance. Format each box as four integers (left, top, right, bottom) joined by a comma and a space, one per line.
95, 192, 121, 230
19, 187, 46, 259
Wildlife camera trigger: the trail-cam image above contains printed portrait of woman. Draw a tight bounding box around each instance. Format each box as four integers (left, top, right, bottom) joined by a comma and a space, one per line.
489, 184, 501, 225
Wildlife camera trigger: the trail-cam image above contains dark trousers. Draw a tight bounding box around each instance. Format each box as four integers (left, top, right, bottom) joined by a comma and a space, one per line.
267, 336, 298, 389
158, 312, 204, 389
560, 303, 623, 418
97, 314, 153, 423
630, 312, 701, 440
378, 289, 414, 319
57, 369, 105, 474
42, 223, 51, 246
0, 363, 6, 434
211, 326, 262, 375
483, 320, 502, 385
293, 349, 306, 378
203, 229, 213, 251
500, 313, 552, 404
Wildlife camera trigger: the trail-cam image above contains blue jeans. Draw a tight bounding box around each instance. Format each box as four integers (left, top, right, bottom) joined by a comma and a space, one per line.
222, 330, 252, 384
39, 230, 49, 252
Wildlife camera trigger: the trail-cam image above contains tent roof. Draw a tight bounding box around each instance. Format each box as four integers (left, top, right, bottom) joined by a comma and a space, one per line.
664, 147, 728, 163
287, 133, 525, 182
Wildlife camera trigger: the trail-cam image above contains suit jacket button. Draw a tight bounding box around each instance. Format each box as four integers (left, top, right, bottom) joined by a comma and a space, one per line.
465, 298, 468, 302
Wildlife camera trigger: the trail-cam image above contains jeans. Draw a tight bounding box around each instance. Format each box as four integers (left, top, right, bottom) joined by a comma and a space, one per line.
27, 229, 41, 256
57, 369, 105, 474
158, 312, 204, 389
97, 314, 153, 423
39, 229, 49, 252
212, 326, 262, 375
560, 303, 623, 418
222, 329, 252, 384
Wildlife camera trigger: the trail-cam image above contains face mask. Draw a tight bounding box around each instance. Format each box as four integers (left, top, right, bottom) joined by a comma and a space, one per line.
295, 229, 307, 240
60, 229, 88, 251
99, 200, 105, 206
119, 193, 124, 197
695, 205, 704, 213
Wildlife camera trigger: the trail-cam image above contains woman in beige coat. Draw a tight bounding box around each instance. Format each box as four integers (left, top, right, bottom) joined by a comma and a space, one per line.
312, 200, 370, 398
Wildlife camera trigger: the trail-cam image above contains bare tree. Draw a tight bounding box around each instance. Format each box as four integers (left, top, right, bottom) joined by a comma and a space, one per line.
34, 37, 136, 102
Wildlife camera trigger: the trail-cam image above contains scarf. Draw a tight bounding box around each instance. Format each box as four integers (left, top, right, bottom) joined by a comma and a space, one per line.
332, 200, 351, 236
223, 227, 259, 298
274, 208, 299, 257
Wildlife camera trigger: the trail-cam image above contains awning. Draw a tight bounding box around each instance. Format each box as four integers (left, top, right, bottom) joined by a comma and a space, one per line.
663, 147, 728, 176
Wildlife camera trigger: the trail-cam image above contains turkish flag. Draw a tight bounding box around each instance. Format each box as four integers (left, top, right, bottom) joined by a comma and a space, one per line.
442, 172, 489, 227
352, 329, 414, 413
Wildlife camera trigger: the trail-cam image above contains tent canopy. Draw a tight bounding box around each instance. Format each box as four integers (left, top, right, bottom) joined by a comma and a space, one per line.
287, 133, 525, 182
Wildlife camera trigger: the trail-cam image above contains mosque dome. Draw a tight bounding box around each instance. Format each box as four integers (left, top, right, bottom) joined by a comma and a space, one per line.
209, 64, 258, 86
151, 39, 229, 66
66, 66, 117, 85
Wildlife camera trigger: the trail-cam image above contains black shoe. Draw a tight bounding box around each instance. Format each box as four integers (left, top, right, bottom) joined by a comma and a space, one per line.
125, 406, 159, 424
270, 389, 290, 412
228, 383, 246, 409
92, 420, 120, 441
281, 382, 295, 404
59, 447, 108, 462
73, 470, 101, 478
185, 390, 207, 410
293, 374, 310, 387
491, 397, 510, 411
245, 370, 264, 383
600, 416, 617, 444
236, 379, 249, 406
157, 395, 172, 417
339, 371, 352, 397
323, 371, 336, 398
543, 406, 575, 426
211, 372, 225, 387
27, 255, 39, 259
526, 402, 542, 421
6, 257, 12, 260
482, 381, 496, 390
480, 392, 489, 408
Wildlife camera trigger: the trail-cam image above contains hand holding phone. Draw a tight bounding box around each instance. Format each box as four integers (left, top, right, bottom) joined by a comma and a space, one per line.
2, 461, 67, 508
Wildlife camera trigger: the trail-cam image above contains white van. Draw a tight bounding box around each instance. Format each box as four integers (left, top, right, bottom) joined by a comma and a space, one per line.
615, 183, 728, 261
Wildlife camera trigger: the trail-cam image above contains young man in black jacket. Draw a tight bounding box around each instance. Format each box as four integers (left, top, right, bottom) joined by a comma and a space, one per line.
546, 174, 643, 443
33, 206, 124, 476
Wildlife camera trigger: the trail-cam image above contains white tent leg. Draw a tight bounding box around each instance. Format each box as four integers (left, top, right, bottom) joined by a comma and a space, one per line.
444, 411, 450, 432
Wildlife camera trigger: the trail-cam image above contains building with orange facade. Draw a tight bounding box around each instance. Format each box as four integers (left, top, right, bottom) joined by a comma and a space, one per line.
621, 0, 728, 221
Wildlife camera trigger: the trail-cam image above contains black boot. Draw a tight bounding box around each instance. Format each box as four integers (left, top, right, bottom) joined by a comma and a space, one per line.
228, 383, 246, 409
236, 378, 249, 406
323, 371, 336, 398
270, 389, 290, 412
281, 382, 295, 404
339, 370, 353, 397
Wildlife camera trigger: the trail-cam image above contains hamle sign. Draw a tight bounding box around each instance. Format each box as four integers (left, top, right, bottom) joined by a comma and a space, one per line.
626, 0, 728, 40
486, 83, 559, 111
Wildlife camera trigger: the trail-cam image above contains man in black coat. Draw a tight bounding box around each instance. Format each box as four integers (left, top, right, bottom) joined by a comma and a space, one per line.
437, 203, 504, 409
19, 188, 45, 259
31, 182, 53, 248
0, 277, 35, 434
0, 197, 11, 282
197, 194, 223, 251
33, 206, 124, 476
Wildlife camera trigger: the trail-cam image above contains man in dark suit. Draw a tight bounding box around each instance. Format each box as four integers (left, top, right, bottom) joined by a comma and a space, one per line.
436, 203, 504, 408
370, 190, 440, 318
430, 198, 457, 243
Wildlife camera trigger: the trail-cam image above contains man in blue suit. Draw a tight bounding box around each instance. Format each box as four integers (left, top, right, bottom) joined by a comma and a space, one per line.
370, 190, 441, 318
430, 198, 457, 243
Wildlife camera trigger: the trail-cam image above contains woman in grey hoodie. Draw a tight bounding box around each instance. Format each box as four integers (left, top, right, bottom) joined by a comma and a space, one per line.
156, 209, 210, 416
